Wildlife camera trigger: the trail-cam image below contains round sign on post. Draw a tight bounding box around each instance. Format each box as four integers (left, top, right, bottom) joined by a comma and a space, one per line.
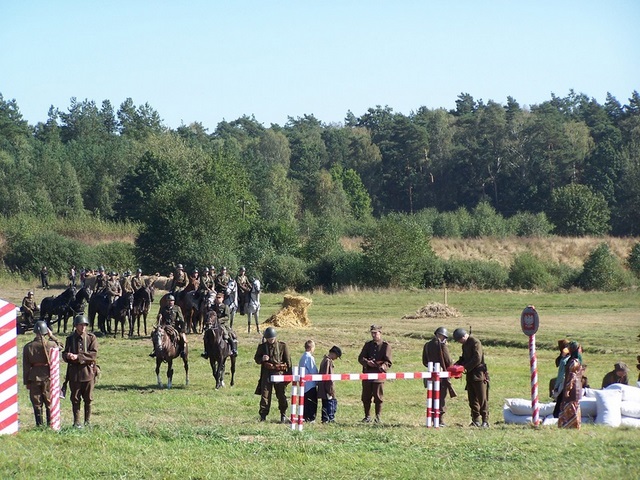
520, 305, 539, 336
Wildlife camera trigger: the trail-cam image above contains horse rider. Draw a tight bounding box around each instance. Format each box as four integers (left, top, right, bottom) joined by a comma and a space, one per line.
236, 267, 251, 316
120, 270, 134, 295
23, 321, 63, 427
214, 266, 230, 296
198, 266, 215, 307
94, 266, 109, 295
131, 268, 145, 292
150, 295, 187, 359
107, 271, 122, 307
190, 268, 200, 288
202, 291, 237, 358
21, 291, 40, 326
169, 264, 189, 299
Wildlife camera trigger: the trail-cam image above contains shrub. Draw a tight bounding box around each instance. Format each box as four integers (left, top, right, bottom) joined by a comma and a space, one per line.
312, 250, 366, 292
509, 252, 554, 290
548, 184, 610, 236
443, 259, 509, 289
507, 212, 554, 237
93, 242, 138, 274
627, 242, 640, 278
547, 263, 582, 290
467, 201, 509, 238
422, 256, 446, 288
432, 211, 462, 238
578, 243, 632, 291
261, 254, 309, 292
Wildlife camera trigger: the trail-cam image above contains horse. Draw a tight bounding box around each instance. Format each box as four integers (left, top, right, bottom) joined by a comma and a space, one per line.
246, 278, 261, 333
224, 278, 238, 329
88, 291, 111, 334
132, 284, 154, 336
58, 286, 92, 334
203, 311, 236, 389
151, 325, 189, 389
159, 290, 201, 334
112, 291, 134, 338
40, 286, 76, 328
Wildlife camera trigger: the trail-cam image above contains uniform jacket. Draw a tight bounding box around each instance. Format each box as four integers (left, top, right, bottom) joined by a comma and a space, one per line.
199, 275, 215, 293
317, 355, 336, 399
358, 340, 392, 383
422, 336, 452, 387
107, 279, 122, 297
457, 335, 487, 383
211, 302, 230, 323
214, 273, 230, 292
171, 270, 188, 291
131, 275, 145, 292
121, 276, 134, 294
94, 274, 108, 292
21, 296, 38, 315
23, 335, 62, 385
237, 274, 251, 294
601, 370, 628, 389
158, 305, 185, 332
62, 330, 98, 382
254, 340, 292, 382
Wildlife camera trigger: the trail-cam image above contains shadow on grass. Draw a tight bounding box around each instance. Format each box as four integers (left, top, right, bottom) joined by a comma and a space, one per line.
94, 383, 189, 392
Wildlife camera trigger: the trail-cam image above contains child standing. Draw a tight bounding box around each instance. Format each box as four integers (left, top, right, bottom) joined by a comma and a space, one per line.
318, 345, 342, 424
298, 340, 318, 422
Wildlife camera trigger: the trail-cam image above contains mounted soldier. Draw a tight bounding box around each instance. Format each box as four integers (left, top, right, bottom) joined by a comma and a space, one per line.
236, 266, 251, 316
169, 264, 189, 300
215, 266, 230, 298
21, 291, 39, 327
150, 295, 187, 359
94, 266, 109, 295
120, 270, 134, 295
202, 291, 237, 358
131, 268, 145, 292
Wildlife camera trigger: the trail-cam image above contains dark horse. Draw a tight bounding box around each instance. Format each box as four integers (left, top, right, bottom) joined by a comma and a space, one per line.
40, 286, 76, 327
151, 325, 189, 389
88, 292, 111, 334
58, 286, 92, 333
203, 311, 236, 389
132, 284, 154, 336
112, 291, 134, 338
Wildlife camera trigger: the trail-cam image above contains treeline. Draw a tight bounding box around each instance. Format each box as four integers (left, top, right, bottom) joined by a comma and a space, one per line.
0, 90, 639, 290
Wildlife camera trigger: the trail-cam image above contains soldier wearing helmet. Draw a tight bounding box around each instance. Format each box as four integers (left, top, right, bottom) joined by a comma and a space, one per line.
62, 315, 98, 428
169, 264, 189, 296
358, 324, 393, 424
21, 290, 40, 326
453, 327, 490, 427
422, 326, 454, 426
150, 295, 187, 359
107, 271, 122, 307
94, 266, 109, 294
22, 321, 62, 427
214, 266, 230, 294
254, 327, 292, 422
131, 268, 145, 292
236, 266, 251, 316
202, 291, 237, 359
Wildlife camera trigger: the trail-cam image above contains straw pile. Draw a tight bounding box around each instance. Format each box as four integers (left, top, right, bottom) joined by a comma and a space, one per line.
402, 302, 461, 319
264, 294, 313, 328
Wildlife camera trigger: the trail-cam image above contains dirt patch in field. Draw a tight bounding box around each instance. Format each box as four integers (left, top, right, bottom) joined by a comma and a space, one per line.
402, 302, 461, 319
263, 294, 312, 328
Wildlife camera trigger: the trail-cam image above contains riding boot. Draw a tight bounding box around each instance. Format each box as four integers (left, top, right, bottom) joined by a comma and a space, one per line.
84, 403, 91, 426
72, 406, 81, 427
45, 406, 51, 426
231, 338, 238, 356
149, 350, 156, 357
33, 406, 43, 427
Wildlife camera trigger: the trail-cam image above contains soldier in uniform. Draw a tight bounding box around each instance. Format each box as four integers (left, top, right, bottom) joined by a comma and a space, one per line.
94, 266, 109, 294
209, 291, 237, 356
214, 266, 230, 295
21, 291, 39, 326
422, 326, 454, 426
131, 268, 145, 292
254, 327, 291, 422
236, 266, 251, 316
23, 321, 63, 426
40, 266, 49, 290
62, 314, 98, 428
358, 324, 393, 423
150, 295, 187, 358
107, 271, 122, 313
120, 270, 134, 295
169, 264, 189, 296
453, 328, 490, 427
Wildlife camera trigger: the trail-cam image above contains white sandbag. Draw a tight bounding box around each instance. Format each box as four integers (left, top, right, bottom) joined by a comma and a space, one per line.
542, 415, 557, 426
504, 398, 554, 417
594, 388, 623, 427
583, 387, 597, 398
604, 383, 640, 403
579, 397, 598, 418
621, 416, 640, 428
620, 401, 640, 419
503, 406, 532, 424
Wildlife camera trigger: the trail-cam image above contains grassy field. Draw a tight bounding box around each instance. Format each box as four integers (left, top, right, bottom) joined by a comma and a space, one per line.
1, 284, 639, 479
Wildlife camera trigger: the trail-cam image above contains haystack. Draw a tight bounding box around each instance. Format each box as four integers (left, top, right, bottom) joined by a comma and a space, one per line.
402, 302, 461, 319
264, 294, 313, 328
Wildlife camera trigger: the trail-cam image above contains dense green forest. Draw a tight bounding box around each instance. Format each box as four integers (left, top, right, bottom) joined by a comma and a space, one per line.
1, 90, 639, 290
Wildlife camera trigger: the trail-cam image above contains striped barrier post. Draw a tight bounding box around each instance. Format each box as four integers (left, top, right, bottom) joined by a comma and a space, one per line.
297, 367, 305, 431
49, 347, 61, 431
0, 300, 18, 435
272, 364, 452, 430
530, 335, 539, 426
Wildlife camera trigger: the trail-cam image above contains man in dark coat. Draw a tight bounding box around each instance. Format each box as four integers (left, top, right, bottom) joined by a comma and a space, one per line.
254, 327, 291, 422
357, 324, 393, 423
318, 345, 342, 424
601, 362, 630, 388
21, 291, 39, 325
236, 267, 251, 316
151, 295, 187, 358
453, 328, 489, 427
202, 291, 237, 358
422, 326, 454, 426
23, 321, 63, 426
62, 314, 98, 428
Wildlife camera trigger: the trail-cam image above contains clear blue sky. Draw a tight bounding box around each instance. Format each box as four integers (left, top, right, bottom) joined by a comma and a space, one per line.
2, 1, 639, 131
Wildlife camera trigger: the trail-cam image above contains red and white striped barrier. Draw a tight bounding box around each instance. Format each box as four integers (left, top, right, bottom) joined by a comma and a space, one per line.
529, 335, 539, 426
0, 300, 18, 435
49, 347, 61, 431
272, 363, 458, 431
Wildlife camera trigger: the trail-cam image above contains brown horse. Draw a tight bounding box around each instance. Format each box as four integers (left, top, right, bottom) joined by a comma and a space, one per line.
151, 325, 189, 388
203, 311, 236, 389
132, 284, 154, 336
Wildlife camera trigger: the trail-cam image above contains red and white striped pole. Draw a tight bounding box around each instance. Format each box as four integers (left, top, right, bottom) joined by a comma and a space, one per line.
0, 300, 18, 435
289, 366, 299, 429
529, 334, 539, 426
426, 362, 433, 427
433, 368, 441, 429
297, 367, 305, 431
49, 347, 61, 431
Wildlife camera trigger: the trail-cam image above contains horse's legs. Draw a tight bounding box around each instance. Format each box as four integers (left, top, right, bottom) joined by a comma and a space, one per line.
143, 312, 148, 336
156, 358, 162, 387
183, 354, 189, 386
253, 312, 260, 333
230, 355, 236, 387
229, 310, 235, 330
167, 359, 174, 389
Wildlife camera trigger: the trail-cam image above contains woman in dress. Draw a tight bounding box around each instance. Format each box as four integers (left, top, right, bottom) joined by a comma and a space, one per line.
558, 341, 583, 429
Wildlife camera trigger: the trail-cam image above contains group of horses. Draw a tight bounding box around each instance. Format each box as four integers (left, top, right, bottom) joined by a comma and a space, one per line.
35, 276, 262, 390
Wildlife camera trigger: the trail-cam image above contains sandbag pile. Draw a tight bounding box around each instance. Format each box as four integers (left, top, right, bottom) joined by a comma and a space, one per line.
402, 302, 461, 319
502, 383, 640, 427
263, 294, 312, 328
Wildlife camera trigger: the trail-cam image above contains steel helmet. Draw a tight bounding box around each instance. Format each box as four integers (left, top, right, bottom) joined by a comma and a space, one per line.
434, 326, 448, 338
240, 266, 246, 272
452, 328, 467, 341
168, 295, 175, 301
263, 327, 277, 339
73, 314, 90, 326
34, 321, 48, 335
136, 268, 142, 273
203, 267, 209, 273
177, 264, 183, 269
